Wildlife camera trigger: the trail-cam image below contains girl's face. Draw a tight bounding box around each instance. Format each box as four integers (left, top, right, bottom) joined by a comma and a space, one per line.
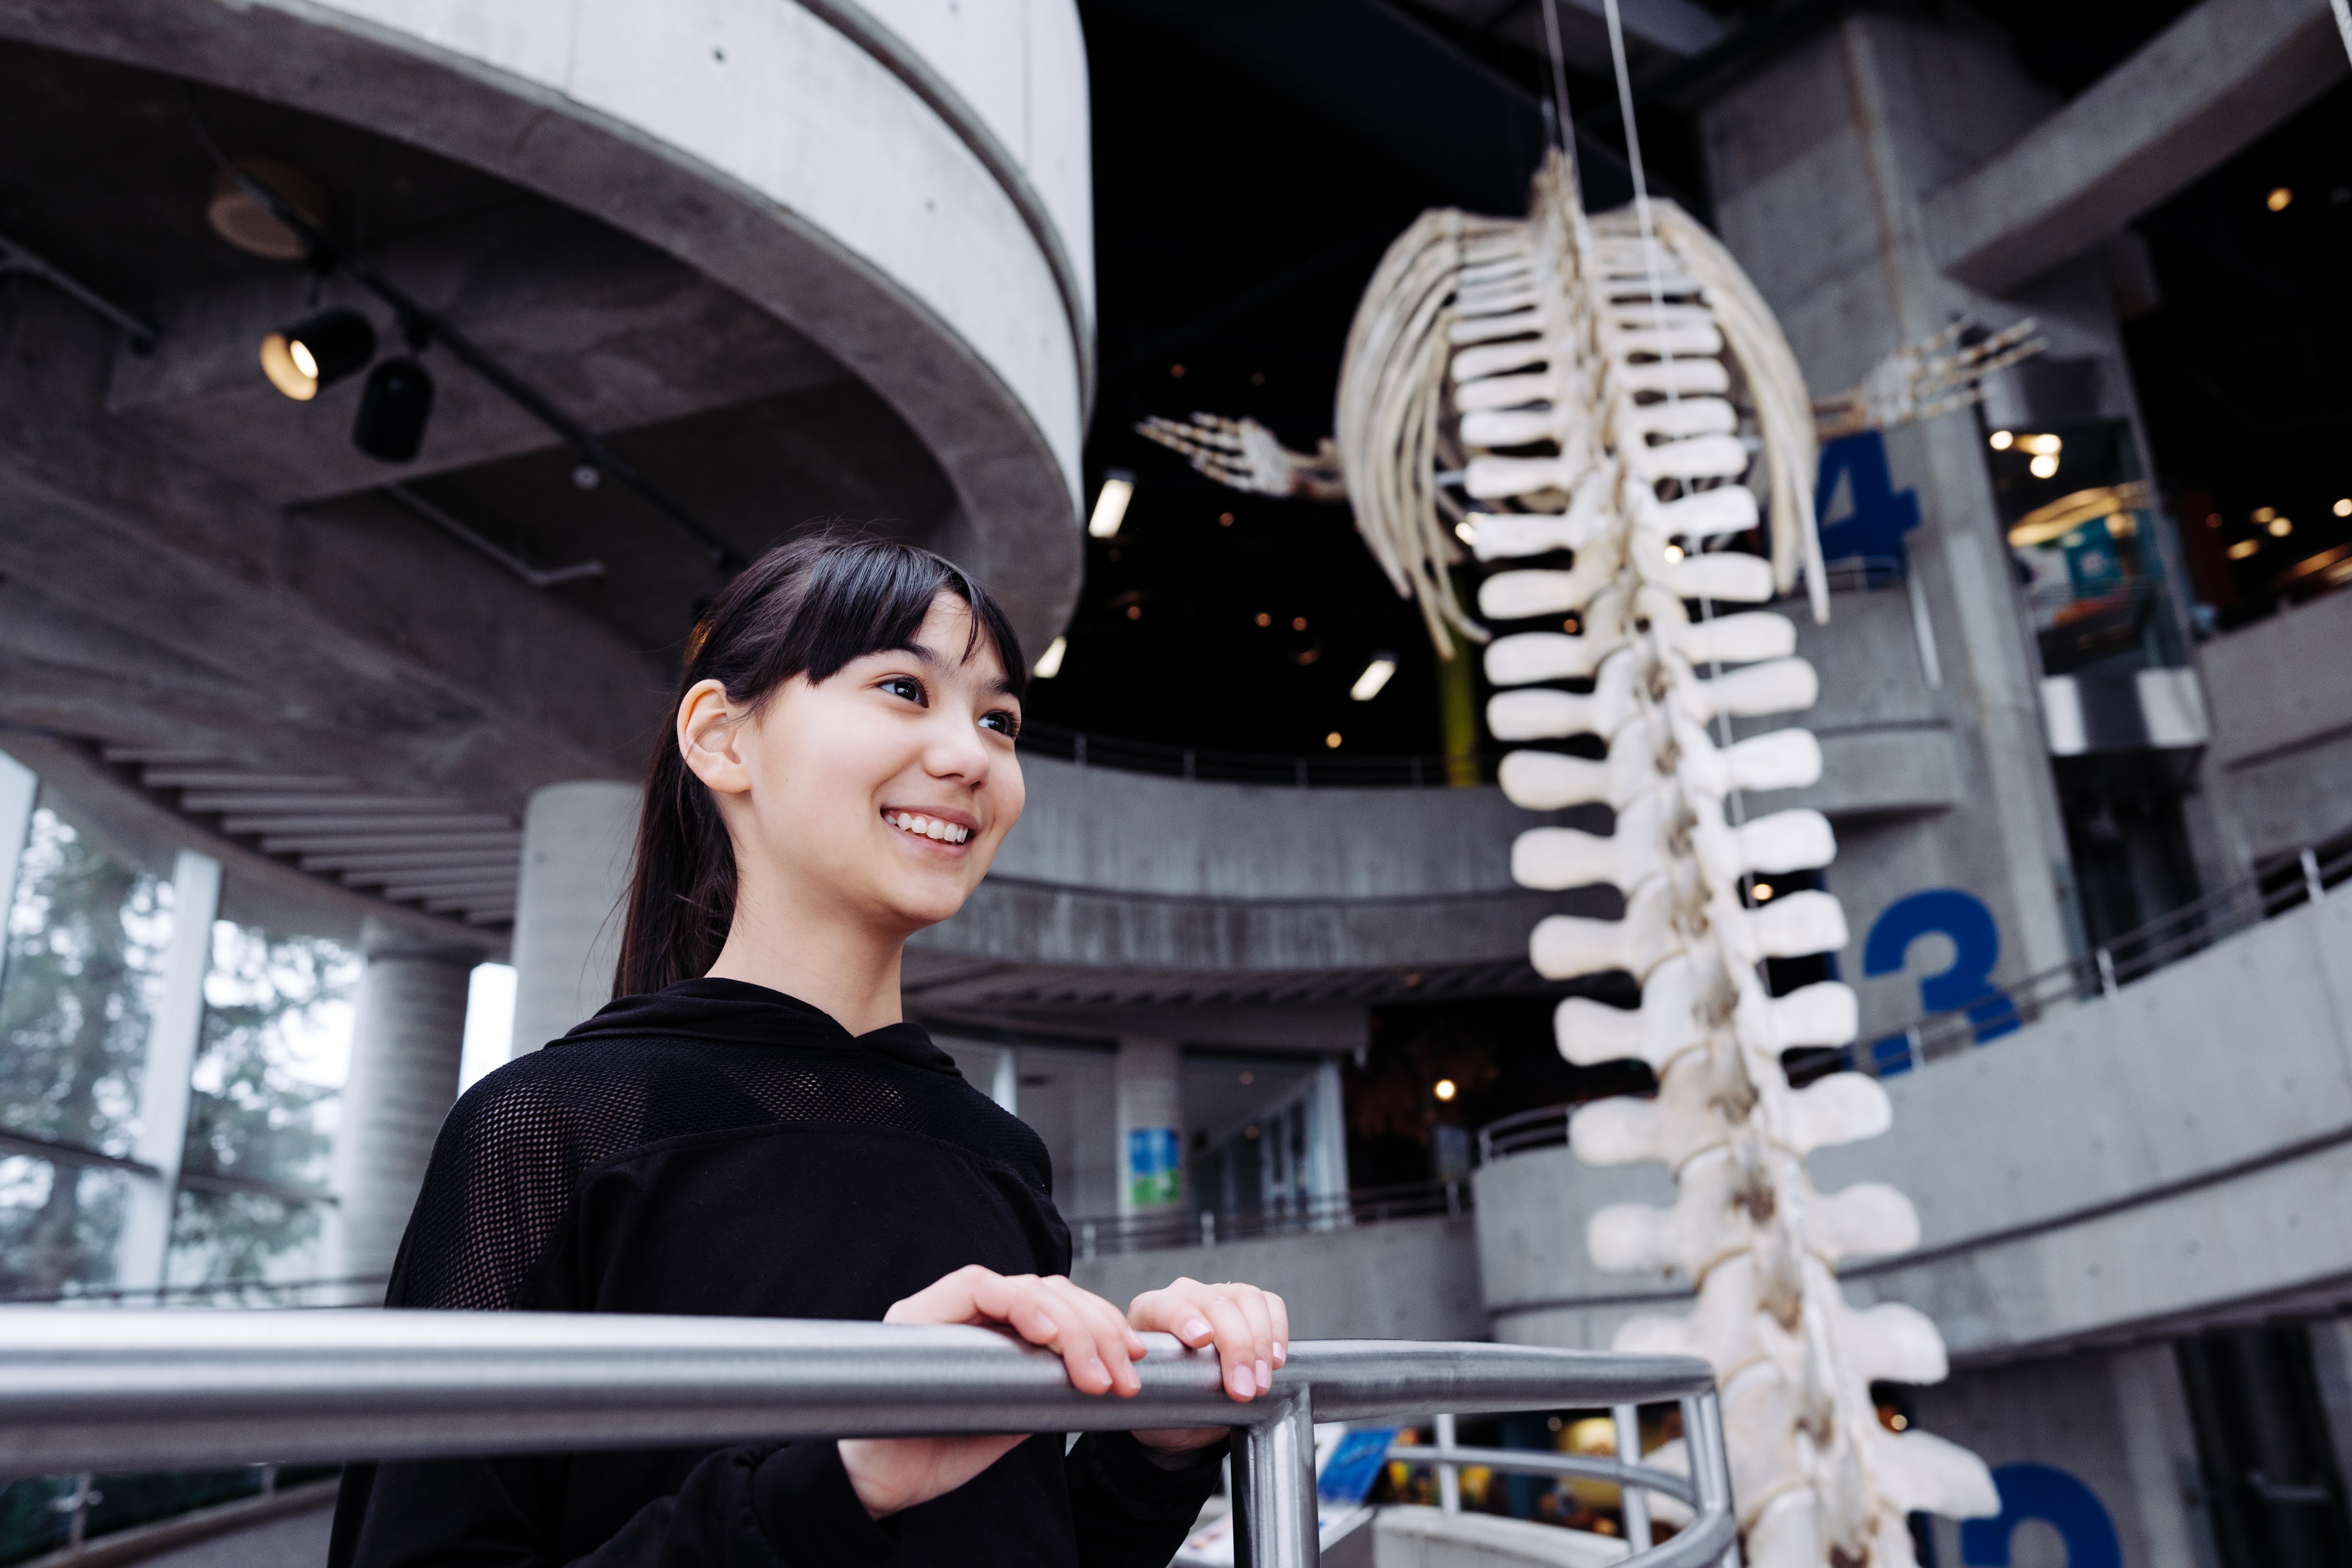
683, 594, 1026, 936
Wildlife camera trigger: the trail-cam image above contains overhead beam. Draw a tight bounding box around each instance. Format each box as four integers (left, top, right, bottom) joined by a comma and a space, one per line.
1922, 0, 2349, 295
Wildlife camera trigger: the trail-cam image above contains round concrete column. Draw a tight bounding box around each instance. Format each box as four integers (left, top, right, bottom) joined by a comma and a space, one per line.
509, 781, 641, 1056
332, 927, 479, 1290
1115, 1036, 1184, 1218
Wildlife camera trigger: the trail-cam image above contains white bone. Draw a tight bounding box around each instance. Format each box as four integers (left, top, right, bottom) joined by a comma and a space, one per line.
1486, 652, 1638, 740
1676, 657, 1819, 722
1735, 809, 1837, 875
1625, 433, 1751, 483
1643, 546, 1777, 603
1807, 1180, 1920, 1263
1861, 1427, 2000, 1521
1455, 366, 1566, 411
1784, 1071, 1889, 1154
1728, 889, 1849, 962
1448, 304, 1554, 346
1497, 749, 1610, 810
1529, 879, 1679, 981
1555, 954, 1703, 1068
1741, 980, 1859, 1052
1619, 396, 1737, 442
1616, 357, 1729, 395
1644, 484, 1760, 538
1675, 611, 1795, 666
1478, 546, 1626, 618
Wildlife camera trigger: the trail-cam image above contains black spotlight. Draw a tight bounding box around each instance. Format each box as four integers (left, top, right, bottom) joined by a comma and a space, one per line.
258, 308, 376, 401
352, 357, 435, 462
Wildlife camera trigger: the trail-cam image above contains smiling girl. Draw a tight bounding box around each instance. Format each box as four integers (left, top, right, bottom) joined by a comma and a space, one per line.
329, 534, 1285, 1568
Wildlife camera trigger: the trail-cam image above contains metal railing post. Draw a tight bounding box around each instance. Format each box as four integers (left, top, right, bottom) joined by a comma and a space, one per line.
2096, 946, 2118, 998
1434, 1411, 1461, 1514
1232, 1392, 1318, 1568
2304, 848, 2326, 906
1613, 1403, 1651, 1552
1685, 1387, 1740, 1568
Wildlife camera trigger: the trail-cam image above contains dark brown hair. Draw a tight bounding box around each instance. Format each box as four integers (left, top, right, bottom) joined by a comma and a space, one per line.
613, 531, 1026, 997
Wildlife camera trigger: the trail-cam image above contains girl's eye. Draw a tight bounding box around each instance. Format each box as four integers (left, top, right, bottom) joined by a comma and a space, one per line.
979, 710, 1020, 738
879, 676, 926, 706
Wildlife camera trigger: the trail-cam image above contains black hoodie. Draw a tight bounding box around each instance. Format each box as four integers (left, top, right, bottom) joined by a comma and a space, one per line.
327, 979, 1221, 1568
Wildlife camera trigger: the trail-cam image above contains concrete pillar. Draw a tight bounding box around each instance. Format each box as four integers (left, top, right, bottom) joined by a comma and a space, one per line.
509, 780, 640, 1056
332, 924, 479, 1290
1307, 1057, 1349, 1206
2107, 1341, 2207, 1568
116, 850, 222, 1295
1115, 1036, 1183, 1217
1698, 10, 2090, 1009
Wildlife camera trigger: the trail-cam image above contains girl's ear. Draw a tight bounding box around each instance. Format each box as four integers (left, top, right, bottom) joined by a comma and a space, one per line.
678, 679, 753, 796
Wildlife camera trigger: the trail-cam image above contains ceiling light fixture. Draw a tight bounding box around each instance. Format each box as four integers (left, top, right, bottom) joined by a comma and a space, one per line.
2029, 453, 2059, 479
2024, 434, 2062, 455
2254, 507, 2277, 522
1324, 730, 1342, 749
2267, 187, 2293, 212
2229, 539, 2261, 560
2335, 498, 2352, 518
2268, 517, 2293, 537
1988, 430, 2013, 450
259, 308, 375, 401
1752, 881, 1776, 901
1031, 636, 1067, 679
1433, 1078, 1458, 1102
352, 356, 436, 461
1088, 470, 1134, 538
1350, 655, 1398, 701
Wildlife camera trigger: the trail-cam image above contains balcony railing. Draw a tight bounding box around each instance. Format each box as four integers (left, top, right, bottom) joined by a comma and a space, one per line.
1067, 1179, 1470, 1259
1825, 837, 2352, 1081
0, 1310, 1735, 1568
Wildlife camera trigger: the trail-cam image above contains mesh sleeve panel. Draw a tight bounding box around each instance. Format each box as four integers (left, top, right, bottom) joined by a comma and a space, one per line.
394, 1038, 1056, 1312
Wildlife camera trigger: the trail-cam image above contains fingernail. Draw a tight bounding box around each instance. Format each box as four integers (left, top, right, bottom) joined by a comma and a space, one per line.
1273, 1342, 1287, 1365
1182, 1317, 1212, 1341
1230, 1363, 1256, 1398
1256, 1358, 1272, 1389
1088, 1357, 1110, 1389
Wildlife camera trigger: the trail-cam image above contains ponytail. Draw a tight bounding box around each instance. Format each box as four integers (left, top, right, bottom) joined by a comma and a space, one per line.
613, 531, 1026, 997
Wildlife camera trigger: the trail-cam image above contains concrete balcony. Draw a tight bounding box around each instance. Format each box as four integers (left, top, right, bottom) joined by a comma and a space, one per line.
1473, 891, 2352, 1363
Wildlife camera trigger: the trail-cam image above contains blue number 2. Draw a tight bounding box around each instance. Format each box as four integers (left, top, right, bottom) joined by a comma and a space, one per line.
1863, 889, 2021, 1072
1961, 1463, 2122, 1568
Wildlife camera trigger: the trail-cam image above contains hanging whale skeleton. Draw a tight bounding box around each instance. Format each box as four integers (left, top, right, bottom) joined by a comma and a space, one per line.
1139, 148, 2043, 1568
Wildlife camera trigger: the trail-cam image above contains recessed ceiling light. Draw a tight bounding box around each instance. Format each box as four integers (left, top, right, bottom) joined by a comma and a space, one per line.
1988, 430, 2013, 450
1088, 471, 1133, 537
1031, 636, 1067, 678
1324, 730, 1342, 749
1350, 656, 1397, 701
2229, 539, 2261, 559
2029, 453, 2059, 478
2267, 187, 2293, 212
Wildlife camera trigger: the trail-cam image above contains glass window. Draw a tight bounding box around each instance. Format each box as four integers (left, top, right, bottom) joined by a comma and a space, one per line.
0, 797, 177, 1299
166, 920, 360, 1294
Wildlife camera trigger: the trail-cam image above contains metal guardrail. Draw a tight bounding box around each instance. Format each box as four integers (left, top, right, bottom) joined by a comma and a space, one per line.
0, 1310, 1735, 1568
1068, 1180, 1470, 1258
1018, 721, 1495, 790
1477, 1106, 1572, 1165
1827, 838, 2352, 1082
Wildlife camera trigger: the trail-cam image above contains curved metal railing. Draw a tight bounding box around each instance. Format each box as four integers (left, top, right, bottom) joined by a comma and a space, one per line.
0, 1309, 1735, 1568
1817, 836, 2352, 1082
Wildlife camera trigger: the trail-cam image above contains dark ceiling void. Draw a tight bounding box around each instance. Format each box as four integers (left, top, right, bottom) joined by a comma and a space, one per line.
1048, 0, 1708, 763
2121, 79, 2352, 629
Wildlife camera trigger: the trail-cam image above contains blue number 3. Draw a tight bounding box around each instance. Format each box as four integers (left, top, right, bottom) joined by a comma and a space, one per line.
1863, 889, 2021, 1071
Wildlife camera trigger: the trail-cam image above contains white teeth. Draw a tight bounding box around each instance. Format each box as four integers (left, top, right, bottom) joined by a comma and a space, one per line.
888, 813, 969, 844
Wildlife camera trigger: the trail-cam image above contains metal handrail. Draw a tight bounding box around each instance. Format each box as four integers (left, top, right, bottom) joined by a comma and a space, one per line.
1018, 721, 1496, 790
0, 1310, 1736, 1568
1067, 1179, 1470, 1259
1477, 1105, 1572, 1164
1835, 837, 2352, 1081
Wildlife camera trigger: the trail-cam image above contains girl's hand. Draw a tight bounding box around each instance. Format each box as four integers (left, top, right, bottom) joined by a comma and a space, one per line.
1124, 1276, 1290, 1458
837, 1265, 1151, 1518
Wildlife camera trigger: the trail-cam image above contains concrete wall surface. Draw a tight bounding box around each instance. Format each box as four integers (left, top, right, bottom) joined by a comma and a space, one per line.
1372, 1508, 1627, 1568
912, 757, 1612, 975
1908, 1342, 2207, 1568
2199, 590, 2352, 863
1475, 893, 2352, 1360
1067, 1216, 1487, 1342
0, 0, 1091, 655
